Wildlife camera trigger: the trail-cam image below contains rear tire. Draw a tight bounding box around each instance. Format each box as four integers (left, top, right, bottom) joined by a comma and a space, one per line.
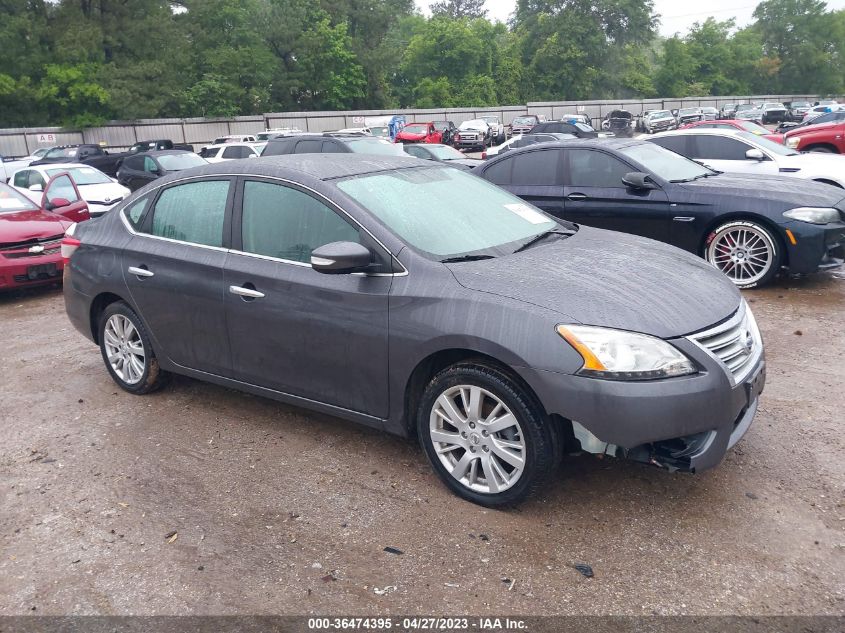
99, 301, 168, 395
704, 220, 782, 289
417, 363, 559, 507
806, 145, 836, 154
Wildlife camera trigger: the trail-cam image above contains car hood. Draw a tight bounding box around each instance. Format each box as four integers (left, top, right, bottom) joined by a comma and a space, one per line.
397, 132, 428, 140
776, 151, 845, 174
0, 210, 69, 244
445, 158, 483, 167
676, 173, 845, 208
77, 182, 128, 202
447, 226, 740, 339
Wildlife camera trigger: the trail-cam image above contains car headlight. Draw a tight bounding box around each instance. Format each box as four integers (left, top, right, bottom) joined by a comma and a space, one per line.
785, 137, 800, 148
783, 207, 841, 224
556, 325, 696, 381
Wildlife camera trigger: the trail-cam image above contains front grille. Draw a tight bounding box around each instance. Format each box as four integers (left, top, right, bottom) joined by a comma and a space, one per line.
688, 302, 762, 385
0, 234, 64, 251
3, 245, 61, 259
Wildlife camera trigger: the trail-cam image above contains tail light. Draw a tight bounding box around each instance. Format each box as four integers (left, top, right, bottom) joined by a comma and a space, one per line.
61, 223, 81, 262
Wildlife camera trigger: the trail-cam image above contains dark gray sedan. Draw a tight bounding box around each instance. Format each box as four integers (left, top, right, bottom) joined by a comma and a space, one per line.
62, 155, 765, 506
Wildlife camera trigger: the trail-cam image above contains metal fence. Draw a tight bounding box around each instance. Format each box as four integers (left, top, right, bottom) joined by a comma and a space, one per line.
0, 94, 834, 157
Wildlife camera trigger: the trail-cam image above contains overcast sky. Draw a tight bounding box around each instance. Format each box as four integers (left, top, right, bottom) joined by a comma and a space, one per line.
415, 0, 845, 36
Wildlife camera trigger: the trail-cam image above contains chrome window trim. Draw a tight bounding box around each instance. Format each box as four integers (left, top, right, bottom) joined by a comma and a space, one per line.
117, 172, 409, 277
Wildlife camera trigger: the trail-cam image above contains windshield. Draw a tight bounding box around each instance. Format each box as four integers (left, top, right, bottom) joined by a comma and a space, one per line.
157, 153, 207, 171
679, 108, 699, 115
403, 124, 429, 134
736, 104, 753, 111
481, 117, 500, 124
370, 126, 389, 137
792, 102, 810, 108
345, 139, 406, 156
427, 145, 465, 160
512, 117, 536, 125
0, 182, 39, 213
736, 131, 798, 156
45, 147, 82, 159
620, 143, 713, 182
432, 122, 448, 130
45, 166, 111, 185
337, 167, 559, 259
650, 110, 672, 119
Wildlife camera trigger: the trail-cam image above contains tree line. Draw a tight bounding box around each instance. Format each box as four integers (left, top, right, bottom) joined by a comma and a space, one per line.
0, 0, 843, 128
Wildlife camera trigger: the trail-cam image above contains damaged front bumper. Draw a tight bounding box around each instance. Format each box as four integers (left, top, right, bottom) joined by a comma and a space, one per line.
516, 339, 766, 474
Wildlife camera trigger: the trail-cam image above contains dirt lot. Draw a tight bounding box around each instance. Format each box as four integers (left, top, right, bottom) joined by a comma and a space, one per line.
1, 273, 843, 617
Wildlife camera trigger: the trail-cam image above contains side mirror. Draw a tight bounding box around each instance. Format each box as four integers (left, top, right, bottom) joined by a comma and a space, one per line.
310, 241, 372, 274
45, 197, 70, 210
29, 184, 43, 192
745, 148, 765, 161
622, 172, 656, 190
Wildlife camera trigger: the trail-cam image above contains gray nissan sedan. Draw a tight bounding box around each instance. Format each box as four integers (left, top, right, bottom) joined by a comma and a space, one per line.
62, 155, 765, 506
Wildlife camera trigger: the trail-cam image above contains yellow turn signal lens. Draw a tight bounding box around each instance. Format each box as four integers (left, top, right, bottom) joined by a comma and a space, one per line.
555, 325, 607, 371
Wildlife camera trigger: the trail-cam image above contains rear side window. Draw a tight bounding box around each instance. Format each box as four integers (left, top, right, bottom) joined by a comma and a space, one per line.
690, 136, 752, 160
511, 149, 561, 185
240, 180, 359, 263
149, 180, 230, 247
123, 156, 144, 170
124, 195, 150, 230
567, 150, 631, 188
222, 146, 246, 159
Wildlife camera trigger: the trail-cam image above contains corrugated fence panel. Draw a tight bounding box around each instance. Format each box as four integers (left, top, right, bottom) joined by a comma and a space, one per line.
0, 94, 841, 157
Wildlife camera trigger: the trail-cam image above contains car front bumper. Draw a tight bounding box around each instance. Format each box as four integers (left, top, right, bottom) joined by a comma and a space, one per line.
0, 246, 64, 289
516, 339, 765, 473
783, 220, 845, 274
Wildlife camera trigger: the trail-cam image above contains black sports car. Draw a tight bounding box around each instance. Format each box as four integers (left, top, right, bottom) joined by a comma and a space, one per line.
476, 139, 845, 288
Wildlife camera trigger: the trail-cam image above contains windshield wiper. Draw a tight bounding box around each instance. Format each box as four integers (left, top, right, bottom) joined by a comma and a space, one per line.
440, 254, 496, 263
513, 229, 575, 254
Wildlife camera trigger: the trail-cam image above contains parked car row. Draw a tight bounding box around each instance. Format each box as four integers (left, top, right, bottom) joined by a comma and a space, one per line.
9, 105, 845, 508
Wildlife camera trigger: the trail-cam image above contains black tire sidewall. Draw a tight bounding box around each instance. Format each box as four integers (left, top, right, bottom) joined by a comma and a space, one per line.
98, 301, 159, 394
416, 363, 556, 507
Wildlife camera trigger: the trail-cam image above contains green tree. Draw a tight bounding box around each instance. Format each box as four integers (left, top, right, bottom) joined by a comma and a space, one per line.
431, 0, 488, 19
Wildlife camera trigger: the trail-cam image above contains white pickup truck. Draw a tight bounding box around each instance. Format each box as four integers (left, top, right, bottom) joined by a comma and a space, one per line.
1, 148, 54, 182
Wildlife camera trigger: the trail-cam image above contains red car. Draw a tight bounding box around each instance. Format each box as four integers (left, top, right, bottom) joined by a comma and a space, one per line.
678, 119, 785, 144
784, 120, 845, 153
0, 173, 89, 290
394, 122, 442, 144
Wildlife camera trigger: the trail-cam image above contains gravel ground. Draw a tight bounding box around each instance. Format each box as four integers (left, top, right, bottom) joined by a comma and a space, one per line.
1, 272, 843, 617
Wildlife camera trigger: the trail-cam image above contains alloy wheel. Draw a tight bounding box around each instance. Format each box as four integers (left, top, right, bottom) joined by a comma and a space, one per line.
103, 314, 146, 385
429, 385, 526, 494
707, 224, 775, 286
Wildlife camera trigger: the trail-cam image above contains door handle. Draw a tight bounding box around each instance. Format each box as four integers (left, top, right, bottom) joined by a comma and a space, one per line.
128, 266, 154, 278
566, 193, 588, 201
229, 285, 265, 299
673, 216, 695, 222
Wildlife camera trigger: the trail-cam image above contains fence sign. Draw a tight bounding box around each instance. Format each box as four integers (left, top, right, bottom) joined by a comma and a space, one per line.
352, 116, 365, 124
37, 133, 55, 143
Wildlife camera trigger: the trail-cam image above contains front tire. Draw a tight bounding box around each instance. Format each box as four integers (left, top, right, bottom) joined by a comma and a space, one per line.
705, 220, 782, 288
99, 301, 168, 394
417, 363, 558, 507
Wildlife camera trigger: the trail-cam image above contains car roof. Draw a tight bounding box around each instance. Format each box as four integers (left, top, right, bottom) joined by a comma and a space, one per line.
28, 162, 94, 170
492, 138, 643, 153
154, 154, 427, 185
141, 150, 194, 157
204, 142, 257, 149
656, 128, 748, 137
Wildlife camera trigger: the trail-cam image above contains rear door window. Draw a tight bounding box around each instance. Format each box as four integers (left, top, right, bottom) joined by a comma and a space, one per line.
649, 135, 690, 156
483, 157, 513, 185
147, 180, 231, 247
511, 149, 561, 185
690, 135, 753, 160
